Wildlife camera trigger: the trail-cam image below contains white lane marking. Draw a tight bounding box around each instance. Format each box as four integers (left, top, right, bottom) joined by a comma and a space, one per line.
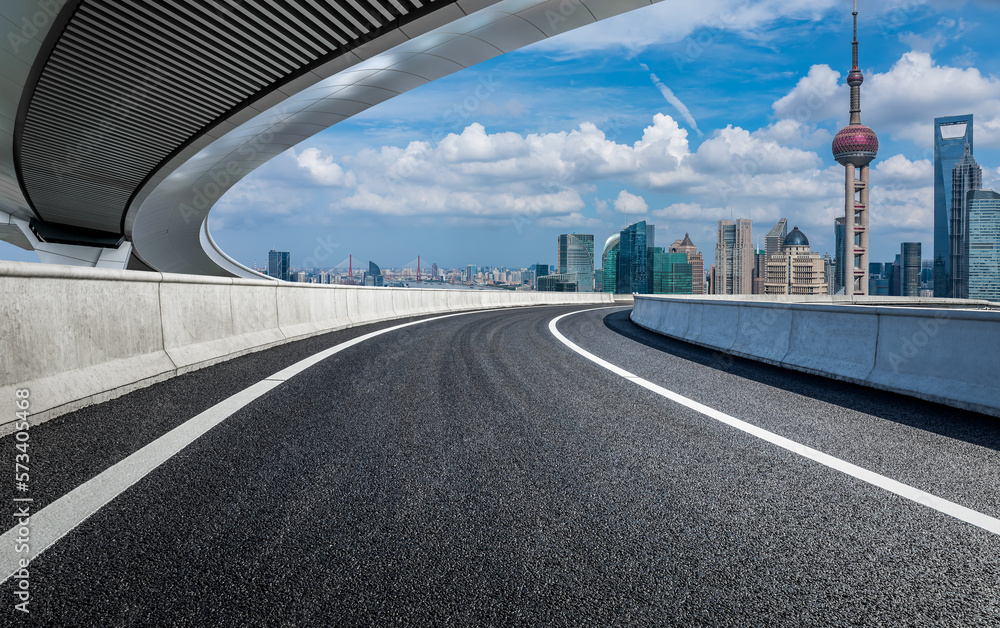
549, 309, 1000, 537
0, 306, 577, 585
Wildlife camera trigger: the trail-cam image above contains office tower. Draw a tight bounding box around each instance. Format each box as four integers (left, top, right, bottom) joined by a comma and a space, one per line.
764, 227, 828, 296
537, 273, 578, 292
834, 216, 847, 295
618, 221, 653, 295
889, 255, 902, 297
648, 247, 693, 295
823, 254, 835, 295
765, 218, 788, 259
466, 264, 477, 284
558, 233, 595, 292
714, 218, 753, 295
267, 249, 290, 282
594, 269, 603, 292
752, 249, 767, 294
669, 233, 705, 295
900, 242, 922, 297
431, 262, 439, 280
967, 190, 1000, 301
602, 233, 620, 293
832, 3, 878, 296
365, 261, 383, 287
950, 145, 982, 298
933, 114, 974, 297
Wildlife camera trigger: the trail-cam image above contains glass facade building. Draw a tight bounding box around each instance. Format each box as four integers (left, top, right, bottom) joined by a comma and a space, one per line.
558, 233, 595, 292
647, 248, 693, 294
933, 114, 974, 297
834, 217, 847, 295
267, 249, 290, 282
900, 242, 922, 297
617, 221, 653, 295
601, 234, 620, 294
968, 190, 1000, 301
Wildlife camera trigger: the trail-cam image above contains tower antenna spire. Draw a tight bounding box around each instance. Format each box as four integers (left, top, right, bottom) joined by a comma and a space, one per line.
832, 0, 878, 296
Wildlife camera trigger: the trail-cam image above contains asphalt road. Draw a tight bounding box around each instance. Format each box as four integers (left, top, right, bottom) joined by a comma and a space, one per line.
2, 304, 999, 626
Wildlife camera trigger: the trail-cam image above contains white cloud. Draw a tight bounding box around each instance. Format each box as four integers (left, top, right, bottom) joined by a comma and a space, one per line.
295, 147, 356, 186
774, 52, 1000, 148
652, 202, 722, 220
640, 63, 703, 138
614, 190, 649, 217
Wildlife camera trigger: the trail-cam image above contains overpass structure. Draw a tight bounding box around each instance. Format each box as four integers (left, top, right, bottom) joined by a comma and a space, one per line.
1, 0, 662, 276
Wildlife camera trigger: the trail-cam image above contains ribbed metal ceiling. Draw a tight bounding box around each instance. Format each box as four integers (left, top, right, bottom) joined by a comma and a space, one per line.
17, 0, 456, 235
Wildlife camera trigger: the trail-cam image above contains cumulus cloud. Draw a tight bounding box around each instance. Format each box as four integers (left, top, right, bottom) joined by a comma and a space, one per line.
296, 147, 357, 186
614, 191, 649, 218
773, 52, 1000, 147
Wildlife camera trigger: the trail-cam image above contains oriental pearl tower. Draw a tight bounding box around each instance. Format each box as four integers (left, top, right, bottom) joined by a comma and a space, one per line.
832, 0, 878, 296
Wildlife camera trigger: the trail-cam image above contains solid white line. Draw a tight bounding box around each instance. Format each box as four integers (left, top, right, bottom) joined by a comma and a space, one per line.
548, 309, 1000, 537
0, 306, 543, 585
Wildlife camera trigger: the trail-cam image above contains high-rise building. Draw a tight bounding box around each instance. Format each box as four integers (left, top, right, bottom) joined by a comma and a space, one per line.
669, 233, 705, 295
647, 248, 693, 294
465, 265, 477, 284
558, 233, 595, 292
601, 234, 620, 293
900, 242, 922, 297
832, 3, 878, 296
267, 249, 290, 282
714, 218, 753, 295
617, 221, 653, 295
950, 145, 982, 298
537, 273, 578, 292
834, 216, 847, 295
752, 249, 767, 295
764, 227, 828, 296
431, 262, 440, 280
765, 218, 788, 260
967, 190, 1000, 301
933, 114, 974, 297
365, 261, 384, 287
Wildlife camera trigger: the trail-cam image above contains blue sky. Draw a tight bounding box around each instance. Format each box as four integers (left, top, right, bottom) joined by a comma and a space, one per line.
5, 0, 1000, 272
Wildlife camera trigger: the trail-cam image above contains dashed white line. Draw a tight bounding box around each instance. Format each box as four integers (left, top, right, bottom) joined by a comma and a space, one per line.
549, 308, 1000, 537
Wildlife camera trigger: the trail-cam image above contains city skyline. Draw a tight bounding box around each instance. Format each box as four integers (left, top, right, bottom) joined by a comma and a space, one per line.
3, 2, 1000, 273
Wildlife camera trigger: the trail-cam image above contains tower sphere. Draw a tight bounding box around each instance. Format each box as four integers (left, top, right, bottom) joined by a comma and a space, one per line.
847, 71, 864, 86
833, 124, 879, 167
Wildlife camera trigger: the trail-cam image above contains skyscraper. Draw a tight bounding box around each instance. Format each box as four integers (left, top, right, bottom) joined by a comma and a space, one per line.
765, 218, 788, 260
950, 145, 982, 298
933, 114, 974, 297
558, 233, 595, 292
832, 2, 878, 296
714, 218, 753, 295
967, 190, 1000, 301
366, 261, 384, 287
617, 221, 653, 295
601, 233, 620, 293
669, 233, 704, 295
647, 248, 693, 295
901, 242, 922, 297
267, 249, 290, 282
834, 216, 847, 295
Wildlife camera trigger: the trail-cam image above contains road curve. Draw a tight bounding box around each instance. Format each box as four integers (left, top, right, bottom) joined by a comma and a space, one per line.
2, 304, 998, 626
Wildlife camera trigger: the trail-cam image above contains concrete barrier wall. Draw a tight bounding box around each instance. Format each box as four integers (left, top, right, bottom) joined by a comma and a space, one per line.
0, 262, 613, 433
631, 295, 1000, 418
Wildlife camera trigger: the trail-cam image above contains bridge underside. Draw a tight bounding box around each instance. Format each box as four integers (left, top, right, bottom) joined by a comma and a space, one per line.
0, 0, 660, 277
